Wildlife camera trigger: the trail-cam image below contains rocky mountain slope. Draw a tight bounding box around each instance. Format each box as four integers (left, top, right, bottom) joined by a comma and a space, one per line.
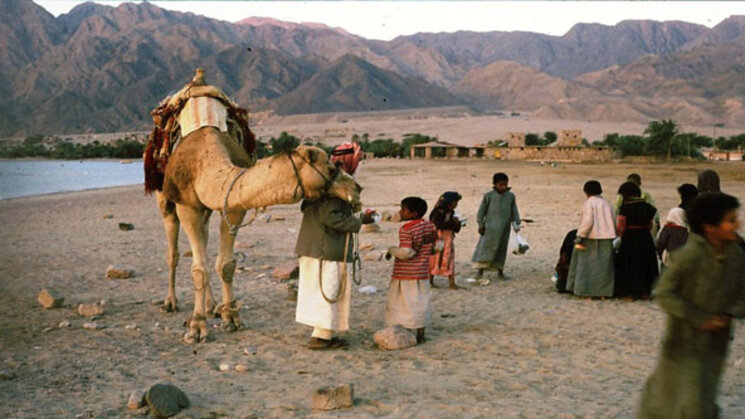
2, 0, 745, 136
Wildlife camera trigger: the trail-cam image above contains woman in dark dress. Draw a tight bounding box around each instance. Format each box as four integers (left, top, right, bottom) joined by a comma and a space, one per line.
615, 182, 659, 299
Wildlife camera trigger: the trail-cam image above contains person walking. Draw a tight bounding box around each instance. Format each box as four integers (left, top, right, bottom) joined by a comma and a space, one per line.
638, 192, 745, 418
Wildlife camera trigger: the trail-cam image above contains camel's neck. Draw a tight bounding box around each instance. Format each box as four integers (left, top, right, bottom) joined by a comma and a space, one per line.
228, 154, 321, 210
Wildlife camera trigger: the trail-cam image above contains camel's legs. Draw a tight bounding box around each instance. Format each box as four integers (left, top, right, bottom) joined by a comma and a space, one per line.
157, 193, 180, 313
202, 211, 216, 314
214, 210, 247, 332
177, 204, 212, 344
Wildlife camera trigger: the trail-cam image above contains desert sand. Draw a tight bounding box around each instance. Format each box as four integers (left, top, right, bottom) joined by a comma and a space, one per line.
1, 158, 744, 417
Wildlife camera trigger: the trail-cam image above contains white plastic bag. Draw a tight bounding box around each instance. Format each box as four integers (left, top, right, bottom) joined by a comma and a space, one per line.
508, 226, 530, 255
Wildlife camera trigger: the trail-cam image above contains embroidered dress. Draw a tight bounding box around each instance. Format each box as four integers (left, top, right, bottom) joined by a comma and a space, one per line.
430, 230, 455, 276
615, 200, 659, 297
429, 206, 461, 277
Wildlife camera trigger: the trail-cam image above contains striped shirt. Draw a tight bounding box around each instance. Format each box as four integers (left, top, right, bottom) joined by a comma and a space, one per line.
392, 219, 437, 280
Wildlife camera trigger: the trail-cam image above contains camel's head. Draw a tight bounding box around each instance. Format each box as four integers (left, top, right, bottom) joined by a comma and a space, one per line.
293, 145, 362, 210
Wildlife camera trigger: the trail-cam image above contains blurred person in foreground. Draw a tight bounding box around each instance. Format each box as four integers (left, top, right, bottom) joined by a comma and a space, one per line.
638, 192, 745, 419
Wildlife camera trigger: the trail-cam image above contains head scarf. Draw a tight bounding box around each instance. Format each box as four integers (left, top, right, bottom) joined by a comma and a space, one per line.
697, 170, 721, 193
434, 191, 462, 210
442, 191, 462, 205
330, 142, 362, 176
665, 207, 687, 228
677, 183, 698, 211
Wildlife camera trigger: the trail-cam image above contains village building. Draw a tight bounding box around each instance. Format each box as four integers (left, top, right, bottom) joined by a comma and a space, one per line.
410, 130, 616, 162
701, 148, 744, 161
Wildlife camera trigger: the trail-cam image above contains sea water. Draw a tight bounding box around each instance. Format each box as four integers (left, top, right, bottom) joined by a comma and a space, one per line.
0, 160, 144, 200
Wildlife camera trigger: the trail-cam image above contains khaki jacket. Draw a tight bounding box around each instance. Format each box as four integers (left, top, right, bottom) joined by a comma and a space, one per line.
295, 198, 362, 261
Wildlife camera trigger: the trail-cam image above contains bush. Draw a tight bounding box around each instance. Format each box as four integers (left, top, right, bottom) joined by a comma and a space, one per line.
0, 136, 145, 159
599, 133, 646, 156
269, 132, 300, 154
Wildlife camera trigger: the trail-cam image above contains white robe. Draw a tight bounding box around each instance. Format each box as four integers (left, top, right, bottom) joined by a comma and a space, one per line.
295, 256, 351, 332
385, 280, 432, 329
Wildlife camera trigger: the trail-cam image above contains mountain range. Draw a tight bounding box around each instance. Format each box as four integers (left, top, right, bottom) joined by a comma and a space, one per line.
2, 0, 745, 136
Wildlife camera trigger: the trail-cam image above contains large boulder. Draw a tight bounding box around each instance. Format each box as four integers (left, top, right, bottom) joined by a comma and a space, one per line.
373, 325, 417, 351
312, 384, 354, 411
145, 382, 190, 417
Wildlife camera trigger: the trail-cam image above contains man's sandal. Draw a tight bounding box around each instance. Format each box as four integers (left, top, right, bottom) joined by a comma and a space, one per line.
307, 337, 349, 350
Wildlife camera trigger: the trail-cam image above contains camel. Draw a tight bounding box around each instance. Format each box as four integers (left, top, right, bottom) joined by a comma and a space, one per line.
151, 73, 361, 344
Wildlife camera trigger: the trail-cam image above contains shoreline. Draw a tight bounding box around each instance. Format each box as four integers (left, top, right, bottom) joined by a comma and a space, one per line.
0, 184, 143, 202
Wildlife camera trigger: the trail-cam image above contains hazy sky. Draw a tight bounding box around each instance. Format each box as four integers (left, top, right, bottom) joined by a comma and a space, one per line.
36, 1, 745, 40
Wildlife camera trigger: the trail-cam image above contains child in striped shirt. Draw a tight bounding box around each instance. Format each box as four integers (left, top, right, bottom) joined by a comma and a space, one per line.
385, 196, 437, 344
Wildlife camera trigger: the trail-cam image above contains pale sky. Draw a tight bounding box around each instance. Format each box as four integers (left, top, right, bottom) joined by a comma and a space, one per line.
36, 1, 745, 40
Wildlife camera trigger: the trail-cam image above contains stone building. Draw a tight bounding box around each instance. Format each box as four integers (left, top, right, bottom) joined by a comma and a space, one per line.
556, 129, 582, 146
410, 141, 483, 158
506, 132, 526, 147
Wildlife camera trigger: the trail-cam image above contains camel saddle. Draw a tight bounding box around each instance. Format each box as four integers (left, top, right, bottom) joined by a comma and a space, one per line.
144, 68, 256, 194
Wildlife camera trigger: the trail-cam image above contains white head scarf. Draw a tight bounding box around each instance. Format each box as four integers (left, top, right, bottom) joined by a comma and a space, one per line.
665, 207, 687, 228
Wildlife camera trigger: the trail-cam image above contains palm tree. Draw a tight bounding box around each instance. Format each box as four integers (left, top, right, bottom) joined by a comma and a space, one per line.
644, 119, 680, 161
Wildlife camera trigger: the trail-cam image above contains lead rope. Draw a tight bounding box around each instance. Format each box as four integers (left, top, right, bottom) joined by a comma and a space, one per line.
352, 232, 362, 285
222, 168, 260, 236
319, 232, 351, 304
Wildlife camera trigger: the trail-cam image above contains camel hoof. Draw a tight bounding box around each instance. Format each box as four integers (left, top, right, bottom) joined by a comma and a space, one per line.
221, 319, 239, 333
160, 302, 179, 313
183, 316, 209, 344
160, 296, 179, 313
183, 332, 197, 345
217, 301, 241, 332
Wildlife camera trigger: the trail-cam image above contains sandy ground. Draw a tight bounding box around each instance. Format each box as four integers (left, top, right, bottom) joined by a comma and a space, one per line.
1, 158, 745, 418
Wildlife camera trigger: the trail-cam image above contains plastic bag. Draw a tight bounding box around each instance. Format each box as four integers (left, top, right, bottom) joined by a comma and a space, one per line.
508, 226, 530, 255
